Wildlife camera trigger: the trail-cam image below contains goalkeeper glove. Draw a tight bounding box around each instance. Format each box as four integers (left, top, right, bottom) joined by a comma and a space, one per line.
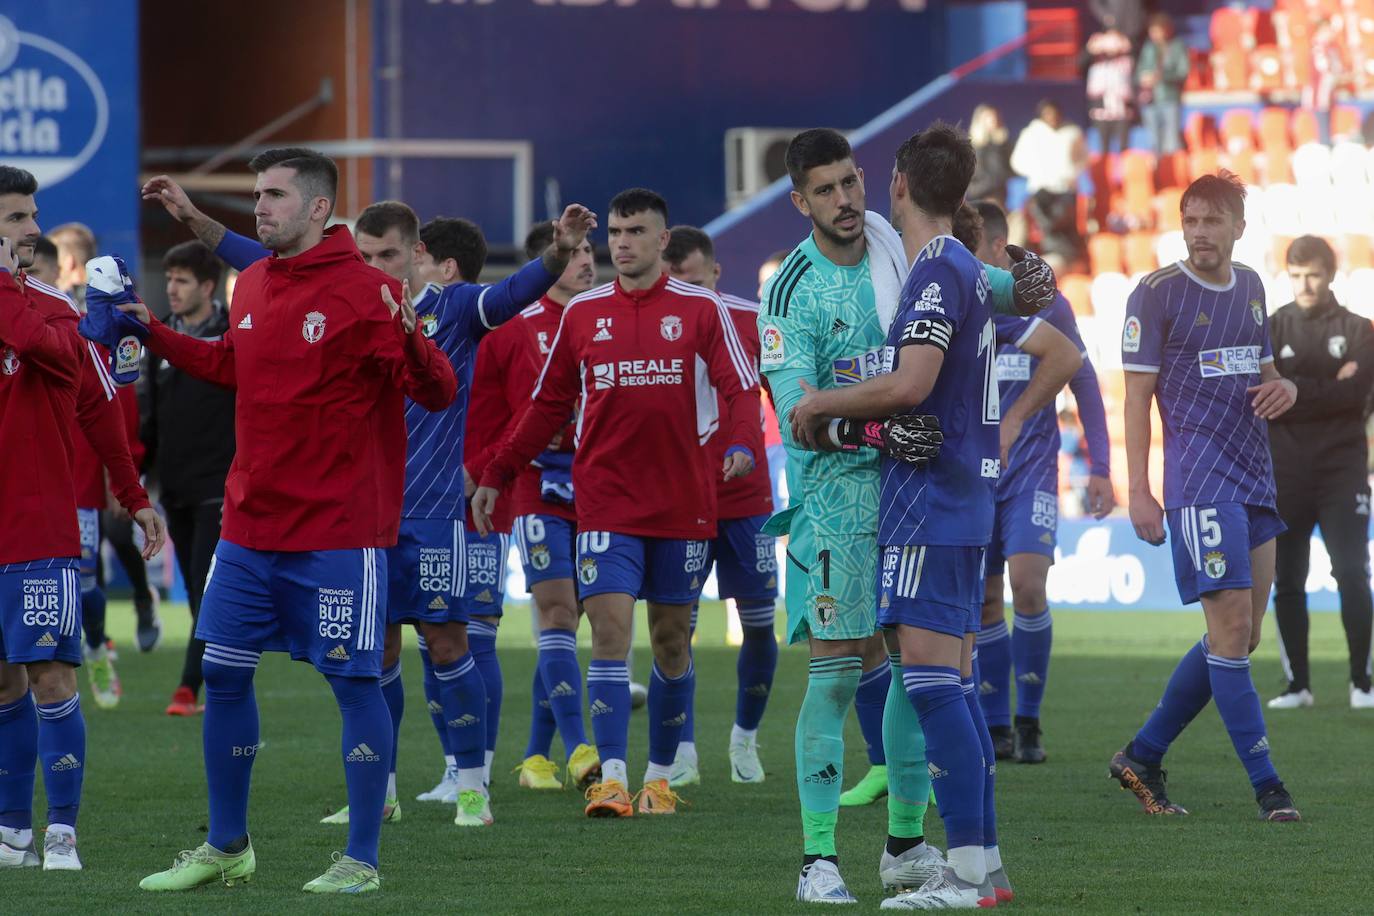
823, 415, 943, 466
1006, 244, 1057, 316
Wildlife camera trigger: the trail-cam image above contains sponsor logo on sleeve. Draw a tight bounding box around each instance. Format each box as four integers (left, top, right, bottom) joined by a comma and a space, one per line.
760, 324, 784, 366
1122, 316, 1142, 353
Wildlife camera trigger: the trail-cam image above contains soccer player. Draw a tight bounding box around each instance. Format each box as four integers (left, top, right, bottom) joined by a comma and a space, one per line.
474, 187, 761, 818
662, 225, 777, 786
28, 236, 59, 286
0, 164, 165, 872
789, 124, 1081, 909
1266, 235, 1374, 710
132, 148, 459, 894
1111, 171, 1303, 822
971, 200, 1114, 764
501, 222, 603, 792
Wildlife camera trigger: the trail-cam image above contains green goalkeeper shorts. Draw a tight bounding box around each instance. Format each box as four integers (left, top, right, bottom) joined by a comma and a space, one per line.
778, 511, 878, 646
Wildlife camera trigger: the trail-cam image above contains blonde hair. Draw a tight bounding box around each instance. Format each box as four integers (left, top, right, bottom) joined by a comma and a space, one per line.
969, 105, 1006, 146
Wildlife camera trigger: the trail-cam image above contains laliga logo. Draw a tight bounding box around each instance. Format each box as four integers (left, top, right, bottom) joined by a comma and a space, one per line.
0, 15, 109, 189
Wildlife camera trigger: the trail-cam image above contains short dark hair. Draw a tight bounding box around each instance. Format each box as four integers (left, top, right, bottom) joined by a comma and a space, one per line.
663, 225, 714, 267
162, 240, 223, 286
1286, 235, 1337, 274
894, 122, 976, 219
951, 204, 984, 252
973, 200, 1010, 245
1180, 169, 1246, 222
420, 217, 487, 282
523, 222, 555, 261
1036, 99, 1062, 120
32, 236, 58, 262
608, 188, 668, 223
355, 200, 420, 245
0, 165, 37, 197
785, 128, 853, 191
247, 147, 338, 210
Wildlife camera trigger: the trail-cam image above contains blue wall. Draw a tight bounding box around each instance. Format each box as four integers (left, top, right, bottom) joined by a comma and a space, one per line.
0, 6, 140, 263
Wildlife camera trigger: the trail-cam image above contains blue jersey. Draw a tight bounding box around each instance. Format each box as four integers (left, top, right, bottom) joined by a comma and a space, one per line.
1121, 261, 1276, 510
995, 294, 1089, 499
878, 236, 1033, 546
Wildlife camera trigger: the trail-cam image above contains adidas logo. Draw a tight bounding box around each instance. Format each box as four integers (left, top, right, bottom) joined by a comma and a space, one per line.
830, 318, 849, 336
327, 645, 350, 661
1039, 532, 1054, 545
1194, 312, 1210, 326
928, 761, 948, 780
1017, 672, 1043, 685
447, 713, 479, 728
237, 313, 253, 330
428, 595, 449, 611
474, 589, 493, 604
51, 753, 82, 772
662, 712, 688, 727
35, 632, 57, 648
979, 680, 996, 695
879, 593, 890, 609
804, 763, 839, 785
427, 700, 443, 714
1279, 344, 1296, 358
589, 699, 613, 717
1249, 736, 1270, 755
593, 327, 612, 342
690, 576, 700, 590
550, 680, 575, 698
745, 683, 771, 697
766, 575, 777, 589
346, 743, 381, 763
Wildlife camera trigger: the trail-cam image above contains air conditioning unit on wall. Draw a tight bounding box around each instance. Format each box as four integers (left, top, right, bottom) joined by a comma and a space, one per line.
725, 128, 804, 209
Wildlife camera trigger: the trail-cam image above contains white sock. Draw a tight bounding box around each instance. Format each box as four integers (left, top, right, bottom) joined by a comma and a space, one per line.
386, 772, 397, 799
644, 761, 673, 783
602, 758, 628, 785
984, 845, 1002, 873
457, 767, 485, 792
730, 725, 757, 745
444, 754, 457, 770
948, 846, 987, 886
0, 826, 32, 848
483, 749, 494, 787
676, 740, 697, 762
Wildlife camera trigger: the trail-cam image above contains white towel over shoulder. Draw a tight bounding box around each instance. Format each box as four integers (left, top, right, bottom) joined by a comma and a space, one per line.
863, 211, 910, 334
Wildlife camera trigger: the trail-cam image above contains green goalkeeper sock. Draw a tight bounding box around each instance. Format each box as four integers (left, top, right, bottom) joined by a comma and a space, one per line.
883, 654, 930, 838
796, 655, 862, 856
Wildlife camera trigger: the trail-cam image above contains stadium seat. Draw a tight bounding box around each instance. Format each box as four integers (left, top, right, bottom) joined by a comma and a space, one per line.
1124, 232, 1157, 275
1221, 110, 1254, 153
1346, 234, 1373, 270
1088, 233, 1123, 275
1270, 236, 1294, 271
1190, 147, 1221, 180
1330, 142, 1368, 189
1155, 188, 1184, 231
1184, 113, 1219, 152
1211, 7, 1252, 51
1060, 273, 1092, 315
1292, 108, 1320, 147
1089, 271, 1132, 315
1264, 270, 1294, 309
1250, 45, 1285, 92
1339, 188, 1374, 234
1261, 183, 1303, 236
1121, 151, 1155, 224
1154, 230, 1186, 268
1263, 146, 1292, 184
1226, 148, 1257, 184
1233, 228, 1272, 272
1331, 269, 1351, 304
1298, 187, 1340, 235
1089, 154, 1115, 225
1155, 150, 1190, 190
1258, 107, 1291, 154
1347, 269, 1374, 317
1333, 105, 1362, 140
1211, 48, 1250, 92
1291, 143, 1333, 187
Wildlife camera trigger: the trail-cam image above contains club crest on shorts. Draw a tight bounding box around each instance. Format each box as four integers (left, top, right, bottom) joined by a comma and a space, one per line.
302, 310, 326, 343
815, 594, 837, 628
578, 557, 598, 586
420, 312, 439, 338
1, 346, 18, 375
1329, 335, 1347, 359
1250, 300, 1264, 326
1203, 550, 1226, 579
660, 314, 682, 342
529, 544, 551, 571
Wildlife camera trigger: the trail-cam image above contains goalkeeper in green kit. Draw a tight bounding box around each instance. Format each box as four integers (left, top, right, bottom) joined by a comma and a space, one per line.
762, 129, 1055, 904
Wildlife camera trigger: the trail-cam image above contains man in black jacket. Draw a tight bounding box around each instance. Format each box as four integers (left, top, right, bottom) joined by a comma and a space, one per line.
141, 241, 236, 716
1267, 235, 1374, 711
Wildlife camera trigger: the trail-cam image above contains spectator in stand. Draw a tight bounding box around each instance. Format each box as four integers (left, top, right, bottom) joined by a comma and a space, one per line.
969, 104, 1013, 206
1135, 13, 1189, 156
1088, 0, 1145, 48
28, 236, 60, 286
1085, 29, 1136, 154
1010, 99, 1088, 270
141, 241, 236, 717
1305, 22, 1345, 144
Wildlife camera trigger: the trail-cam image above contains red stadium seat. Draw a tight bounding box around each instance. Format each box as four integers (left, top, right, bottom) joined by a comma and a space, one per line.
1185, 113, 1219, 152
1292, 108, 1320, 147
1191, 147, 1221, 180
1250, 45, 1285, 92
1211, 48, 1250, 92
1155, 188, 1185, 231
1211, 8, 1250, 51
1088, 233, 1123, 275
1258, 107, 1291, 156
1089, 155, 1115, 225
1124, 232, 1158, 275
1226, 148, 1257, 184
1264, 145, 1292, 184
1122, 151, 1156, 224
1155, 150, 1190, 190
1220, 110, 1254, 153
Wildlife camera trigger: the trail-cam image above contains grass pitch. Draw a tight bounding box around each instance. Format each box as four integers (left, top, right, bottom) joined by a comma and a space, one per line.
4, 602, 1369, 914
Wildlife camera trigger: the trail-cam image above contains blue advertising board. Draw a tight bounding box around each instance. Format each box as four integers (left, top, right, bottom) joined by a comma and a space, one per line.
0, 6, 139, 263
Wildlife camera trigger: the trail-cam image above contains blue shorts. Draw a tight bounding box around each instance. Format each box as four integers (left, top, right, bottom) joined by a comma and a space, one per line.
457, 530, 510, 620
77, 508, 99, 592
1166, 502, 1286, 605
197, 539, 385, 676
514, 514, 576, 587
878, 545, 987, 639
0, 561, 82, 665
986, 488, 1058, 572
709, 514, 779, 604
387, 519, 509, 625
576, 531, 709, 605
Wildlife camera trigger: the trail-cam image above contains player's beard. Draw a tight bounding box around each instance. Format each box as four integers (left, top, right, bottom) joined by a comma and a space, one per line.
14, 235, 36, 269
259, 204, 311, 253
813, 209, 864, 248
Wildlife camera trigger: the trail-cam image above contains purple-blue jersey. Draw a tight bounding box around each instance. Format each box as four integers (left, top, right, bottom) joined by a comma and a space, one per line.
212, 230, 556, 520
877, 236, 1034, 546
1121, 261, 1276, 510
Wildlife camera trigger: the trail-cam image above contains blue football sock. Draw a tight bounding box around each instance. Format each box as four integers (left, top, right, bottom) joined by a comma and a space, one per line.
200, 646, 260, 850
36, 694, 85, 829
1012, 610, 1053, 720
0, 692, 38, 831
905, 665, 984, 856
526, 662, 556, 759
468, 621, 502, 755
976, 620, 1012, 728
538, 628, 587, 754
1133, 637, 1212, 764
417, 640, 451, 758
1206, 652, 1280, 792
682, 643, 696, 745
586, 659, 630, 772
81, 588, 106, 650
648, 660, 694, 768
965, 653, 997, 852
379, 662, 404, 778
855, 660, 891, 766
434, 653, 486, 773
735, 605, 778, 731
326, 674, 392, 869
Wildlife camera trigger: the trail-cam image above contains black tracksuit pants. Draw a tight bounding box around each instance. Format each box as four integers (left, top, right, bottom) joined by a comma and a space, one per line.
164, 500, 223, 696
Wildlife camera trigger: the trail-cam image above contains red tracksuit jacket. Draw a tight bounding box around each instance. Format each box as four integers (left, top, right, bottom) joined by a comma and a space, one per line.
143, 227, 457, 552
461, 315, 536, 535
0, 271, 150, 566
481, 273, 760, 540
711, 293, 772, 522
